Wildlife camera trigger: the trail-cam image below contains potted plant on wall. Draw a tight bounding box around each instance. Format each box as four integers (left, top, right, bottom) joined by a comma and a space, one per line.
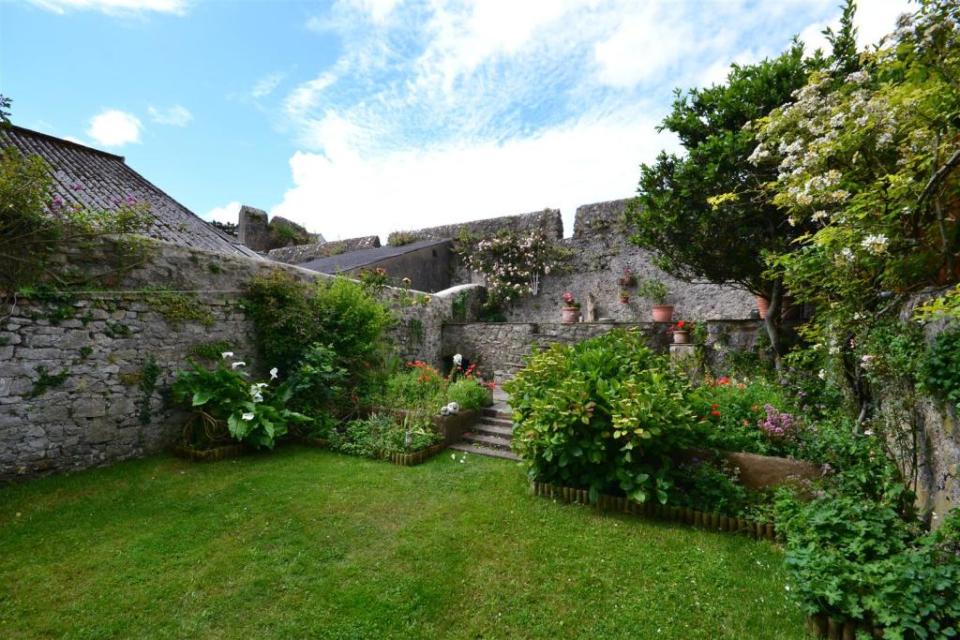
637, 278, 673, 322
561, 292, 580, 323
671, 320, 690, 344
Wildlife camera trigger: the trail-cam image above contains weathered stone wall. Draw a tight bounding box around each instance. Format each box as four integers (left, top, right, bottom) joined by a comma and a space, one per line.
0, 238, 472, 480
388, 208, 564, 245
267, 235, 381, 265
876, 291, 960, 525
441, 319, 763, 381
503, 200, 755, 322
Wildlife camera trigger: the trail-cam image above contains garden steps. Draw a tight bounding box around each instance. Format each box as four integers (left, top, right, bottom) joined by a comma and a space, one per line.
475, 424, 513, 438
461, 432, 512, 448
449, 442, 520, 461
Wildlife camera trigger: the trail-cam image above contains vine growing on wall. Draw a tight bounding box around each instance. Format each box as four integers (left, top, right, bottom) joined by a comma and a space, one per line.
456, 227, 570, 312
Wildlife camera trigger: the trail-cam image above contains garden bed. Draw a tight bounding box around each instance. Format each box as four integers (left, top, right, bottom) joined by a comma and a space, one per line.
375, 407, 481, 444
292, 431, 448, 467
532, 480, 777, 541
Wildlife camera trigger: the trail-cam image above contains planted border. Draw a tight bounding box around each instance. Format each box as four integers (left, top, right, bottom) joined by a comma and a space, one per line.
293, 434, 448, 467
532, 480, 777, 541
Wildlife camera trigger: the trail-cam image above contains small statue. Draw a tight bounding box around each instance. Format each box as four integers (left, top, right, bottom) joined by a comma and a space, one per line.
586, 293, 598, 322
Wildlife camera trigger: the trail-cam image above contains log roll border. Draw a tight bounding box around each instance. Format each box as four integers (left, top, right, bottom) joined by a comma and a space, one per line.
532, 480, 777, 541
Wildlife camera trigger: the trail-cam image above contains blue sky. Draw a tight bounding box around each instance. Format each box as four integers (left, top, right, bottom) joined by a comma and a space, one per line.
1, 0, 911, 241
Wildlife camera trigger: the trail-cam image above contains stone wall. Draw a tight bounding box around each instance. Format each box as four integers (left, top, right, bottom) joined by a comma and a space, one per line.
876, 291, 960, 524
441, 319, 763, 381
388, 208, 564, 245
267, 235, 381, 265
503, 200, 755, 322
0, 237, 473, 480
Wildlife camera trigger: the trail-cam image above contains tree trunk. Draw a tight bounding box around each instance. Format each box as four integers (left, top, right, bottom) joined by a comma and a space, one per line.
763, 280, 785, 370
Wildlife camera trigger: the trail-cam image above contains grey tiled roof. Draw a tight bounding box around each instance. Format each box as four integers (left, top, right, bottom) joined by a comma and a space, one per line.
0, 125, 259, 258
300, 239, 449, 274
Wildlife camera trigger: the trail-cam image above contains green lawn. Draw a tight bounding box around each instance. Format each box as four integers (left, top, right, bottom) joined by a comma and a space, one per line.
0, 447, 808, 639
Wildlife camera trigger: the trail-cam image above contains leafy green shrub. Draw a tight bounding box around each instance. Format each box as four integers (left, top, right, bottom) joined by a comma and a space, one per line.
447, 378, 491, 411
243, 271, 393, 405
777, 492, 960, 636
924, 326, 960, 411
505, 329, 696, 504
283, 343, 348, 426
673, 457, 751, 515
172, 357, 309, 449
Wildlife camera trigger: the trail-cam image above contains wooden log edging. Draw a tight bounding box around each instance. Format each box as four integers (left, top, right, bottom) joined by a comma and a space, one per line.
805, 613, 884, 640
386, 443, 448, 466
531, 480, 777, 541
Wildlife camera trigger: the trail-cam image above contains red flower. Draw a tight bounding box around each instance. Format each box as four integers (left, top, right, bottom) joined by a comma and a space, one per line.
716, 376, 731, 385
711, 410, 721, 417
675, 320, 686, 329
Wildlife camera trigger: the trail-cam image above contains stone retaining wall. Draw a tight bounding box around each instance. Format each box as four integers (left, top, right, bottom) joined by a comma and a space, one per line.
441, 320, 763, 380
0, 238, 477, 480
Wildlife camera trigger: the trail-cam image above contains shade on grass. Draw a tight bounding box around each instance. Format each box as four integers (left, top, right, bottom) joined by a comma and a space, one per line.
0, 447, 807, 639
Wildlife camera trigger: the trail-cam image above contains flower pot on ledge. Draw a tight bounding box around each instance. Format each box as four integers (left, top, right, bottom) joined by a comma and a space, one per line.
561, 306, 580, 323
672, 330, 690, 344
651, 305, 674, 322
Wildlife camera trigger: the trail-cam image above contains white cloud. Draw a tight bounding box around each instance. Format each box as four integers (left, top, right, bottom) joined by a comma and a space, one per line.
28, 0, 187, 15
275, 0, 882, 241
252, 72, 286, 99
147, 104, 192, 126
87, 109, 142, 147
271, 111, 676, 241
203, 201, 241, 225
799, 0, 913, 56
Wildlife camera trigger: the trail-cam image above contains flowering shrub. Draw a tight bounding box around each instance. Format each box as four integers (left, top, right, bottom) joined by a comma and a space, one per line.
328, 413, 441, 458
561, 291, 578, 308
457, 227, 570, 311
172, 355, 310, 449
759, 405, 796, 441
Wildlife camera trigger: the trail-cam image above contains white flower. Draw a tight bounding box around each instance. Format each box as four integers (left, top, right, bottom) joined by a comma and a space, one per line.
242, 412, 255, 421
453, 354, 463, 367
861, 234, 889, 255
269, 367, 279, 380
860, 354, 876, 369
818, 369, 826, 380
231, 361, 246, 369
864, 429, 874, 437
839, 247, 855, 262
811, 210, 829, 223
221, 351, 234, 359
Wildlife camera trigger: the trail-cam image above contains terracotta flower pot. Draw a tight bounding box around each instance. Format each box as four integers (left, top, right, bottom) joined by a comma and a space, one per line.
561, 306, 580, 323
756, 296, 770, 319
651, 304, 674, 322
672, 330, 690, 344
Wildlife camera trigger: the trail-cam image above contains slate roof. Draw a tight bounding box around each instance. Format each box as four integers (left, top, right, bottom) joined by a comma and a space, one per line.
0, 125, 259, 258
300, 239, 449, 274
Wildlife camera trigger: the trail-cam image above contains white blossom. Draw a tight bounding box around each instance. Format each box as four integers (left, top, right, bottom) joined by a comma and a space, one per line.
269, 367, 279, 380
221, 351, 234, 359
231, 361, 246, 369
242, 412, 255, 421
861, 234, 889, 255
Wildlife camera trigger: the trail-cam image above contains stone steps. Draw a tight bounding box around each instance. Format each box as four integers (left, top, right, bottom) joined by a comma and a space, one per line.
449, 442, 520, 461
462, 432, 511, 448
475, 423, 513, 438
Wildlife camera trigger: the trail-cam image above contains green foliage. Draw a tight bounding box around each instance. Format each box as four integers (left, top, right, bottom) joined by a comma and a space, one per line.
690, 377, 800, 456
103, 321, 131, 338
28, 366, 68, 398
357, 267, 388, 291
189, 340, 233, 362
144, 287, 214, 328
636, 278, 668, 304
451, 291, 470, 321
283, 343, 349, 428
137, 355, 161, 425
505, 329, 696, 504
924, 325, 960, 411
383, 361, 447, 413
172, 358, 309, 449
777, 491, 960, 635
243, 271, 392, 382
628, 43, 819, 297
329, 413, 440, 458
387, 231, 416, 246
447, 378, 491, 411
673, 457, 751, 516
0, 147, 152, 294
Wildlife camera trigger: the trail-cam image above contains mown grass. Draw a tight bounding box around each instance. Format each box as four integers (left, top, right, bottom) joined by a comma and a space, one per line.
0, 447, 808, 639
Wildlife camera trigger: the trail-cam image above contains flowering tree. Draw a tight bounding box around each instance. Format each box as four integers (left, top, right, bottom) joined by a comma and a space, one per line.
627, 41, 826, 363
754, 0, 960, 420
458, 228, 569, 312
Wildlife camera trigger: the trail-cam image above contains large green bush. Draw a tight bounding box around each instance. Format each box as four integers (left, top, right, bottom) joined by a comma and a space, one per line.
504, 330, 696, 504
243, 271, 393, 408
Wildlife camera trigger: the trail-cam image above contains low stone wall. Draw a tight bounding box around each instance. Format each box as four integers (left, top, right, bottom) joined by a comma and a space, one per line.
0, 238, 478, 480
267, 235, 381, 265
441, 320, 763, 380
388, 208, 564, 245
